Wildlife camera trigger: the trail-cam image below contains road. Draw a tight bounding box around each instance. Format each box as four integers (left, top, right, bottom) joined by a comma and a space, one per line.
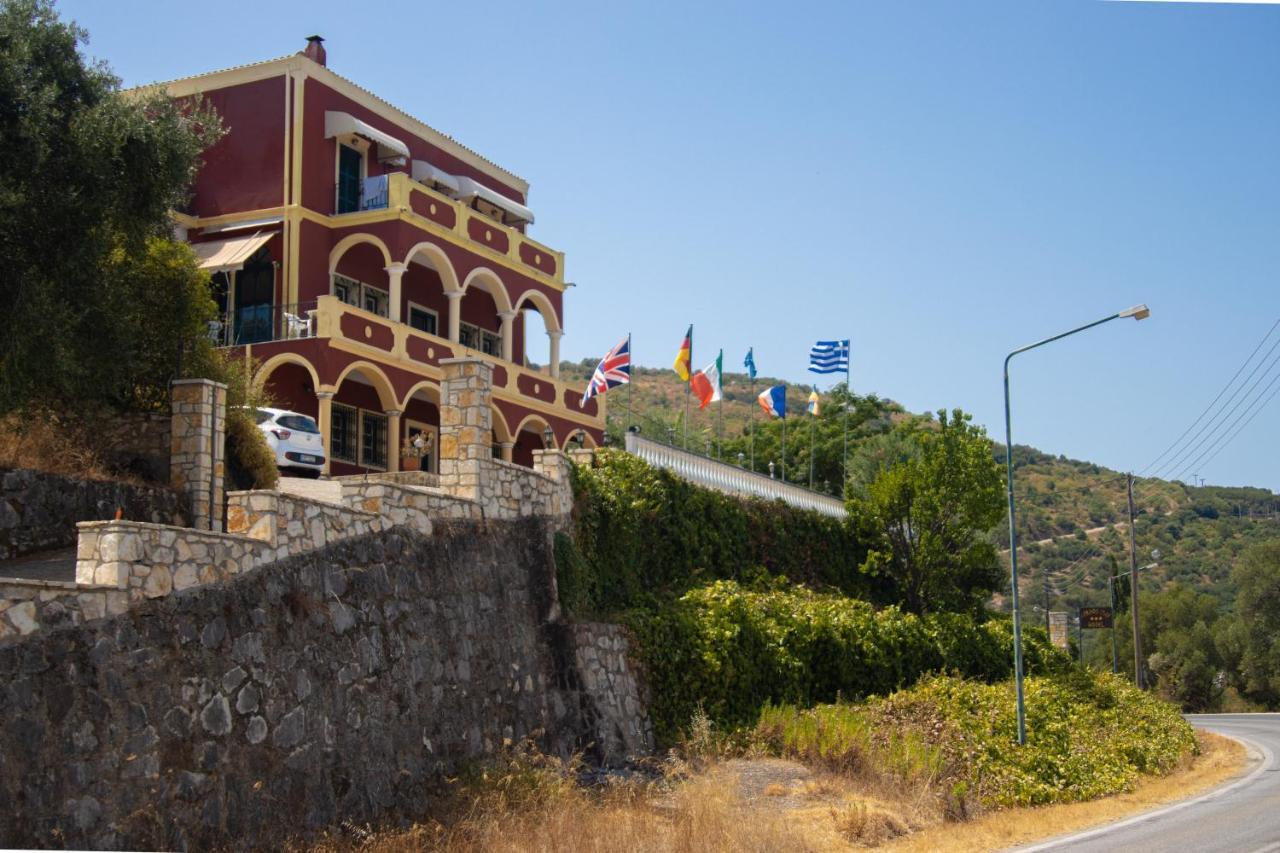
1020, 713, 1280, 853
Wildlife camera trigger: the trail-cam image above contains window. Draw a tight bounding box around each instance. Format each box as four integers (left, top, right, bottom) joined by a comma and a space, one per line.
277, 414, 320, 434
337, 144, 363, 213
361, 411, 388, 469
408, 304, 438, 336
459, 321, 501, 357
332, 274, 388, 319
331, 404, 358, 463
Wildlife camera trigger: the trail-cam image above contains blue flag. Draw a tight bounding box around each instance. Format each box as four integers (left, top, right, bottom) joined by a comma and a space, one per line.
744, 347, 757, 380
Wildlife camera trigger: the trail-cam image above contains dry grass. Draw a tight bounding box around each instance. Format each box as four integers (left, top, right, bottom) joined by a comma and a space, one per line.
300, 729, 1247, 853
0, 407, 120, 481
884, 730, 1248, 852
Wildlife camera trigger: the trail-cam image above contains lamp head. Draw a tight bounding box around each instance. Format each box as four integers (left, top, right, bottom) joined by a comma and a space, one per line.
1119, 304, 1151, 321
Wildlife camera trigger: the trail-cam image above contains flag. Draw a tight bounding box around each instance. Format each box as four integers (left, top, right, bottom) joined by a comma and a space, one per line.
690, 350, 723, 409
673, 325, 692, 381
581, 336, 631, 404
758, 385, 786, 419
807, 388, 820, 416
744, 347, 757, 380
808, 339, 850, 375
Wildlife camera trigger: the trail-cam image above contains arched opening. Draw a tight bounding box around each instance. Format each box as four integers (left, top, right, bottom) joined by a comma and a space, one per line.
561, 429, 597, 451
459, 268, 512, 358
330, 235, 392, 317
330, 362, 397, 475
513, 289, 562, 376
257, 357, 320, 421
491, 405, 513, 462
402, 242, 459, 339
400, 381, 441, 474
511, 414, 552, 468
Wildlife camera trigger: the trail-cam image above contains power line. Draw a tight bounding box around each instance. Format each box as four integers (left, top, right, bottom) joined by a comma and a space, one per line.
1154, 342, 1280, 480
1174, 373, 1280, 482
1140, 317, 1280, 476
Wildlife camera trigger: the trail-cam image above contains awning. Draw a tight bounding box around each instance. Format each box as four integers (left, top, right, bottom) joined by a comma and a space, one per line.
324, 110, 410, 162
191, 232, 273, 272
454, 176, 535, 226
411, 159, 461, 195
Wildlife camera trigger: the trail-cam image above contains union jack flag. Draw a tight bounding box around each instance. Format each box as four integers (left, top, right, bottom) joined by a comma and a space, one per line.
582, 336, 631, 405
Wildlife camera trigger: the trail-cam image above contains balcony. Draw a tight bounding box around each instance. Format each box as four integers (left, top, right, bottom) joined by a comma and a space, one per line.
337, 171, 564, 284
223, 295, 602, 427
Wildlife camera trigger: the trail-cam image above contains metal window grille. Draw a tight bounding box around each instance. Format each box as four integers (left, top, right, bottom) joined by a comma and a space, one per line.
331, 404, 358, 463
361, 411, 388, 469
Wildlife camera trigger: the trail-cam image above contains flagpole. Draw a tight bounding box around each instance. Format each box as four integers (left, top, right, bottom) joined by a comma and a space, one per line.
781, 397, 787, 483
842, 343, 850, 496
626, 332, 633, 437
717, 388, 723, 460
809, 389, 815, 489
749, 354, 756, 472
684, 325, 693, 450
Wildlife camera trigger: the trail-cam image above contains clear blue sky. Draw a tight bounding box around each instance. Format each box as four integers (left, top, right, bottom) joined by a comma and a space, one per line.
59, 0, 1280, 489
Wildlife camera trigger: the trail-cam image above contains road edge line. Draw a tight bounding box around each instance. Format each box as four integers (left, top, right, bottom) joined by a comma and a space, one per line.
1011, 726, 1273, 853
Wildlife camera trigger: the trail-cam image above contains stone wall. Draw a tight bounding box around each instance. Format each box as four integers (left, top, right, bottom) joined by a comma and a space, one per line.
225, 491, 383, 558
0, 521, 642, 851
98, 412, 172, 483
0, 468, 185, 561
169, 379, 226, 533
566, 623, 655, 763
0, 578, 129, 640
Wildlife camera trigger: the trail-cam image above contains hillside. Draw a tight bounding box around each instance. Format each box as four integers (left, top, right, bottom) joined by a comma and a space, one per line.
561, 359, 1280, 611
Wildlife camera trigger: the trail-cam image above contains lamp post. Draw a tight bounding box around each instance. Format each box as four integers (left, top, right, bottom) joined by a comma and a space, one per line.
1004, 303, 1149, 745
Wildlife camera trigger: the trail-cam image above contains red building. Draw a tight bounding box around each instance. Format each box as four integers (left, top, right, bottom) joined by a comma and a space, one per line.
151, 36, 602, 475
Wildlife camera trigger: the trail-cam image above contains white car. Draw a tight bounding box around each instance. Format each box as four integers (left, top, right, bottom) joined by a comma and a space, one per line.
252, 408, 325, 477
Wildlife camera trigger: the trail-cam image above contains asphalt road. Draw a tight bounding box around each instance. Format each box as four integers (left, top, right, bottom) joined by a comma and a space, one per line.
1019, 713, 1280, 853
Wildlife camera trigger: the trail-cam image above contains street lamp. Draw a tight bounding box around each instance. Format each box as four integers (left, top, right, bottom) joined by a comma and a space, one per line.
1004, 304, 1149, 745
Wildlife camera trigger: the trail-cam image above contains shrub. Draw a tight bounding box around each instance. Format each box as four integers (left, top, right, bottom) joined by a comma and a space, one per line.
759, 670, 1197, 809
626, 580, 1069, 742
215, 355, 278, 491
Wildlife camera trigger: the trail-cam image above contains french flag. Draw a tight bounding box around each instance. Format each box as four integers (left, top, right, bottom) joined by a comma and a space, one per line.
757, 385, 786, 419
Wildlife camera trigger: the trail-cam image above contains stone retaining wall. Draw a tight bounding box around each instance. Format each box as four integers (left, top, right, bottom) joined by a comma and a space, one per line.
568, 623, 655, 763
0, 521, 650, 851
226, 491, 382, 558
0, 578, 129, 640
0, 468, 185, 561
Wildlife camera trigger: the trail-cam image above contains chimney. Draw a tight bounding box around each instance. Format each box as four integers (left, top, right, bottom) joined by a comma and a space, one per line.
303, 35, 326, 67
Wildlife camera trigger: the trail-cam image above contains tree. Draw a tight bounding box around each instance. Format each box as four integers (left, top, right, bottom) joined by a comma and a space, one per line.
0, 0, 221, 414
848, 409, 1005, 615
1229, 542, 1280, 706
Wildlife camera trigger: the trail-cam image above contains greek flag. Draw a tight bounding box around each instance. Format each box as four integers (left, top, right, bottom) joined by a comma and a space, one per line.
808, 339, 850, 375
744, 347, 757, 380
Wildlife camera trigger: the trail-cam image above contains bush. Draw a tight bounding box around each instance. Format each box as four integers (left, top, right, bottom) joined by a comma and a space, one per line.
758, 670, 1197, 809
214, 355, 278, 491
626, 580, 1069, 742
565, 450, 876, 615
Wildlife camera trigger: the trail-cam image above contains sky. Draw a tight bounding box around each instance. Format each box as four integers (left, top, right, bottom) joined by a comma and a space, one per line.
57, 0, 1280, 489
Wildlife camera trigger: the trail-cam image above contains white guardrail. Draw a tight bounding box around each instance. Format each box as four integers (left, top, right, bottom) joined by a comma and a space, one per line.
624, 433, 847, 519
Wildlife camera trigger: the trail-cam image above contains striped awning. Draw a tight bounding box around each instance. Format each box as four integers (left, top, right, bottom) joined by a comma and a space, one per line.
191, 232, 272, 272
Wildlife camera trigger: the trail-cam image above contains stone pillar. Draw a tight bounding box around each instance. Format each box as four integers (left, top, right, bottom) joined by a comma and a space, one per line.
500, 441, 514, 463
498, 309, 517, 362
317, 391, 334, 475
548, 330, 563, 379
384, 262, 407, 323
439, 358, 493, 502
532, 448, 573, 517
386, 409, 402, 472
446, 290, 463, 343
170, 379, 227, 532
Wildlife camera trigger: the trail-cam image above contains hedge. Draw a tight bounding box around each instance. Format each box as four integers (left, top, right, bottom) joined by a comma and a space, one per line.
561, 450, 877, 616
625, 580, 1069, 742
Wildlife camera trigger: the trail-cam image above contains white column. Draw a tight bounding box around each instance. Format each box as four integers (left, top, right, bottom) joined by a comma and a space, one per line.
384, 262, 407, 323
446, 290, 463, 343
500, 441, 514, 463
385, 409, 402, 472
498, 310, 517, 362
317, 391, 334, 476
548, 330, 563, 379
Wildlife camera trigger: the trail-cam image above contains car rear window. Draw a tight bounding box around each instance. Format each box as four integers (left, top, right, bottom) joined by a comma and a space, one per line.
277, 415, 320, 433
253, 410, 273, 425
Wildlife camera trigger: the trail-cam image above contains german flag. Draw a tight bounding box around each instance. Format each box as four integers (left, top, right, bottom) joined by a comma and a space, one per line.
673, 325, 692, 381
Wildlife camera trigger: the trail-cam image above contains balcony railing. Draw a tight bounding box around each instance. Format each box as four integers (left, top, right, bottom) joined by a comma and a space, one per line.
209, 301, 319, 347
624, 433, 846, 518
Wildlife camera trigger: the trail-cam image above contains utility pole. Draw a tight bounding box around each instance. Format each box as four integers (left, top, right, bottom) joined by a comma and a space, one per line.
1108, 569, 1119, 674
1127, 473, 1144, 689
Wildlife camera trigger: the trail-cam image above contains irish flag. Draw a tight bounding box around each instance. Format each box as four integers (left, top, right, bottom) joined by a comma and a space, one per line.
690, 350, 722, 409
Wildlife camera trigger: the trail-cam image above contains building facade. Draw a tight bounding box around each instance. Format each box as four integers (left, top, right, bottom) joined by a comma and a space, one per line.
150, 37, 603, 475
